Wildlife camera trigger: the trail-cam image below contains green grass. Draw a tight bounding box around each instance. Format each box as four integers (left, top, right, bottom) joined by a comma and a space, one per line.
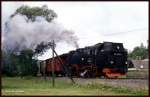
2, 77, 148, 96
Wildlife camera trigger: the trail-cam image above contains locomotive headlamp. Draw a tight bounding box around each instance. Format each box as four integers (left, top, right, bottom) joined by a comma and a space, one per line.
117, 46, 120, 49
81, 58, 84, 61
125, 61, 128, 64
110, 61, 114, 64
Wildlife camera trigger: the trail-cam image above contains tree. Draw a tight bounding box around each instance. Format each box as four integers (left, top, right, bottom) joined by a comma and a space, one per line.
2, 51, 19, 76
2, 49, 38, 77
128, 43, 148, 60
10, 5, 57, 22
19, 49, 38, 77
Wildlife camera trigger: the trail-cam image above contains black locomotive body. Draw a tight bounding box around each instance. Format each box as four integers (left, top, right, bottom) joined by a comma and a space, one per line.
40, 42, 128, 78
67, 42, 128, 78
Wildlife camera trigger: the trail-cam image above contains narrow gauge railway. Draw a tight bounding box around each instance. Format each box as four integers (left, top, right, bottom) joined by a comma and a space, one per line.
39, 42, 132, 78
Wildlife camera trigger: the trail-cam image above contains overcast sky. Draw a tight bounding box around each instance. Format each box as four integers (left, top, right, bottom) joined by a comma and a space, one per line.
2, 1, 148, 60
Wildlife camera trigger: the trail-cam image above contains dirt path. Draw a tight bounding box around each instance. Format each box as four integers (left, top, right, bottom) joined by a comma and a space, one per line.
55, 77, 149, 90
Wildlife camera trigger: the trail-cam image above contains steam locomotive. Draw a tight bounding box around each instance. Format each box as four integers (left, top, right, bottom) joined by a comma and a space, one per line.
40, 42, 128, 78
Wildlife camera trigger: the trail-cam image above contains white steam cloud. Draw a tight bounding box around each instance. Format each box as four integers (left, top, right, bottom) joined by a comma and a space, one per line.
2, 14, 79, 54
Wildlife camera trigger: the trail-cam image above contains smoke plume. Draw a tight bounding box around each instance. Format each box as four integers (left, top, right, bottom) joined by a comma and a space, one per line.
2, 14, 79, 54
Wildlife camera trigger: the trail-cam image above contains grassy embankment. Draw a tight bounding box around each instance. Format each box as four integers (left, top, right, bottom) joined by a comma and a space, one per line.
2, 77, 148, 96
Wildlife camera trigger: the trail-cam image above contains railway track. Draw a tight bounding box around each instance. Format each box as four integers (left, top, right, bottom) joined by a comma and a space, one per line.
54, 77, 149, 90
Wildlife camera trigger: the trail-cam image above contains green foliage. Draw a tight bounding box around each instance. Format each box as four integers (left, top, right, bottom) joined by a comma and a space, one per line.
11, 5, 57, 22
2, 49, 38, 77
2, 52, 19, 76
128, 43, 148, 60
19, 49, 38, 77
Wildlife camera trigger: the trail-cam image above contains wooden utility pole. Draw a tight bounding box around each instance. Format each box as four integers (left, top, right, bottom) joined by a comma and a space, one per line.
50, 40, 75, 85
52, 49, 75, 84
52, 40, 55, 87
43, 61, 46, 80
